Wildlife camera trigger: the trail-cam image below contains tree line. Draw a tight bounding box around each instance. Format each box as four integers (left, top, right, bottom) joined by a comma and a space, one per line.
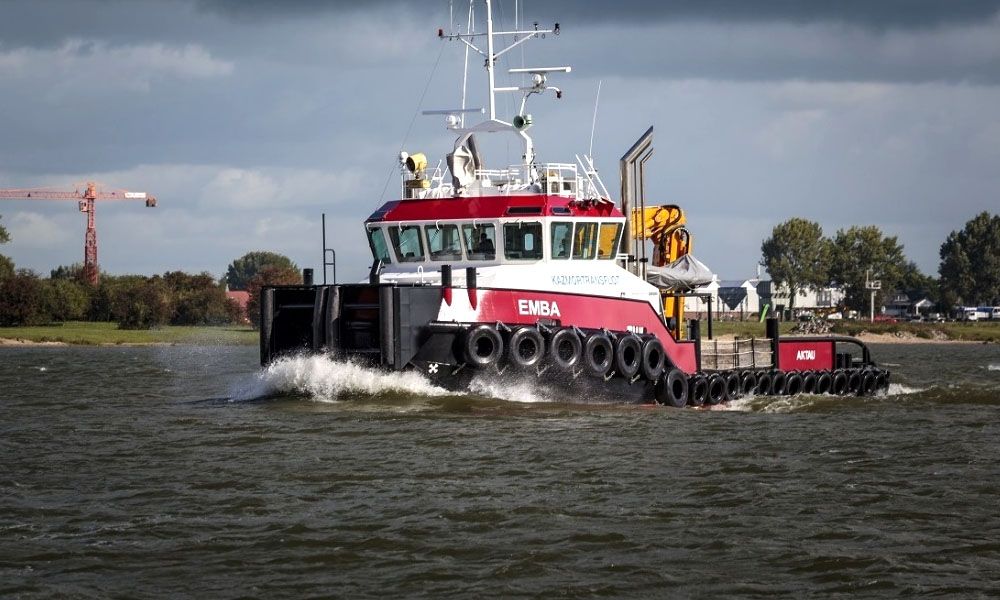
761, 212, 1000, 313
0, 214, 300, 329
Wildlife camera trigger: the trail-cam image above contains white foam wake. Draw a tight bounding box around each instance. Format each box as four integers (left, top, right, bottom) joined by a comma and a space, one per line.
988, 364, 1000, 372
467, 373, 556, 404
230, 355, 451, 403
885, 382, 925, 395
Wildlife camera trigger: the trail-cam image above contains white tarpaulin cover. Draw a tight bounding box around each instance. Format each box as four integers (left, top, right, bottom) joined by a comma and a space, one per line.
645, 254, 715, 290
447, 133, 483, 189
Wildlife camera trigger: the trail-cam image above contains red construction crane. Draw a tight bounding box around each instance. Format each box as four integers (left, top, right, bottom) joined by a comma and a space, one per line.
0, 182, 157, 285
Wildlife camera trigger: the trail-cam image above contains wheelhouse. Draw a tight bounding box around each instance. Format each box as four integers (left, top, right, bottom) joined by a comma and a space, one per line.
365, 196, 626, 267
367, 216, 624, 266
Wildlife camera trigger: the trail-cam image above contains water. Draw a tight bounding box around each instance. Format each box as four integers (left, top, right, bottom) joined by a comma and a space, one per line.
2, 343, 999, 597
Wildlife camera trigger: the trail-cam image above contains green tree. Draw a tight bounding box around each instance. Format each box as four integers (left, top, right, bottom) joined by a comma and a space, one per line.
225, 251, 298, 291
761, 218, 832, 312
0, 269, 47, 326
0, 255, 13, 281
162, 270, 237, 325
110, 275, 173, 330
897, 261, 938, 306
939, 212, 1000, 307
0, 214, 12, 280
40, 278, 92, 322
50, 263, 89, 283
829, 226, 907, 312
245, 265, 302, 328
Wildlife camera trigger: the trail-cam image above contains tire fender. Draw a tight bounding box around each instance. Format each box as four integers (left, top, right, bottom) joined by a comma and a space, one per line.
656, 368, 689, 408
688, 375, 708, 406
548, 328, 582, 371
614, 335, 642, 380
507, 327, 545, 369
707, 373, 726, 405
756, 371, 773, 395
770, 370, 787, 396
463, 324, 503, 368
816, 371, 833, 395
640, 337, 666, 381
785, 371, 803, 396
801, 371, 817, 394
724, 371, 741, 401
583, 332, 613, 377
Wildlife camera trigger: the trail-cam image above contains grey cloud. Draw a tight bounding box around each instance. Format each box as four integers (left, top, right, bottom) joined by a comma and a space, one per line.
197, 0, 1000, 30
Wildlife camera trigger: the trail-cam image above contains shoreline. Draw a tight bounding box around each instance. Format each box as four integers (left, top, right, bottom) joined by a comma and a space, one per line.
0, 337, 181, 347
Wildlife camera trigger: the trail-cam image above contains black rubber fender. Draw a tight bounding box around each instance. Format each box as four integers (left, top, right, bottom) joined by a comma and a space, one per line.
656, 368, 689, 408
582, 332, 613, 377
770, 370, 787, 396
639, 337, 666, 381
463, 324, 503, 368
724, 371, 741, 401
688, 375, 708, 406
507, 327, 545, 370
860, 369, 878, 396
548, 328, 582, 371
614, 334, 642, 380
706, 373, 726, 405
740, 370, 757, 396
875, 369, 890, 392
847, 369, 863, 395
832, 370, 849, 395
755, 371, 773, 395
784, 371, 803, 396
816, 371, 833, 395
801, 371, 817, 394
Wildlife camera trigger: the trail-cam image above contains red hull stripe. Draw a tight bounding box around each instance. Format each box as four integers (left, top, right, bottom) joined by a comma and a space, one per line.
467, 288, 699, 374
778, 340, 835, 371
369, 194, 623, 222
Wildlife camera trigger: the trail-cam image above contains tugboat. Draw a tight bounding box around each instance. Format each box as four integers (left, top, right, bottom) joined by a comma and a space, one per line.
259, 1, 889, 406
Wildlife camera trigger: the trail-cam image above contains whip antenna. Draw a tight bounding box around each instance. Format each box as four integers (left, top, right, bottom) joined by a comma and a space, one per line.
589, 79, 602, 157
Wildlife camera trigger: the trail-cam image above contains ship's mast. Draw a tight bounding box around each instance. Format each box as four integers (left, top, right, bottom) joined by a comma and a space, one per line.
436, 2, 568, 176
485, 0, 497, 120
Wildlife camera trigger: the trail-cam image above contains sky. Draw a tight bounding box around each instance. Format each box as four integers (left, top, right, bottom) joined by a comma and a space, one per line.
1, 0, 998, 283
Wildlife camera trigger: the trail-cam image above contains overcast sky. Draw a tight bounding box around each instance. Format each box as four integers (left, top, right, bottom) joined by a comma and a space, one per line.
1, 0, 998, 282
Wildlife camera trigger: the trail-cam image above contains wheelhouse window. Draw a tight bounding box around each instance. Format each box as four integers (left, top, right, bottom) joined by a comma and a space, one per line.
598, 222, 623, 259
366, 227, 392, 264
572, 222, 598, 260
424, 224, 464, 261
462, 223, 496, 260
504, 222, 543, 261
388, 225, 425, 262
551, 222, 572, 259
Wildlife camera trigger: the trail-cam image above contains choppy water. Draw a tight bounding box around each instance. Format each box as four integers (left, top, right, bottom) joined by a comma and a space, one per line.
2, 342, 999, 598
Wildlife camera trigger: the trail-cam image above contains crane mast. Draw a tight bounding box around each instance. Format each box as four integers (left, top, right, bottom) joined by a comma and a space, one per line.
0, 182, 156, 285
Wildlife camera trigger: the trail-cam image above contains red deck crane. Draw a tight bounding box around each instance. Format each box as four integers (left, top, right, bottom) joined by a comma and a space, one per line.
0, 182, 157, 285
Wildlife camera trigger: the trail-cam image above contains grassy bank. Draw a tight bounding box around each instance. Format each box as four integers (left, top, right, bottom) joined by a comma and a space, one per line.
0, 321, 257, 346
710, 319, 1000, 342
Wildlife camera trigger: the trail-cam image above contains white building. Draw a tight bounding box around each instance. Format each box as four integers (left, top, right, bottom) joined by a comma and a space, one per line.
684, 277, 844, 319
